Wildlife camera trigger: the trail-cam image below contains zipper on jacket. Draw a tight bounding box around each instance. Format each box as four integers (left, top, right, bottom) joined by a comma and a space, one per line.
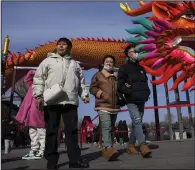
113, 77, 116, 111
111, 77, 115, 112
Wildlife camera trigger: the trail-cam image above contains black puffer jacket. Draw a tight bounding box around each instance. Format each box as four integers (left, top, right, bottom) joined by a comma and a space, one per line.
117, 60, 150, 104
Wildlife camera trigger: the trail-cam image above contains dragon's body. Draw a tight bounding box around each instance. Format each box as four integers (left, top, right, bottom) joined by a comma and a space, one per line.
5, 1, 195, 92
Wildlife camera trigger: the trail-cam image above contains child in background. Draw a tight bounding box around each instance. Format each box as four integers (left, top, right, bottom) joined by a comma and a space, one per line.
16, 70, 46, 160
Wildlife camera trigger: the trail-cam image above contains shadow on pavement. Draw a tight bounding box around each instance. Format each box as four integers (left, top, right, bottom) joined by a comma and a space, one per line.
148, 143, 159, 149
57, 150, 102, 168
14, 166, 29, 169
1, 147, 89, 165
116, 143, 159, 155
58, 147, 89, 155
2, 156, 22, 164
58, 144, 160, 168
135, 143, 159, 152
12, 146, 31, 150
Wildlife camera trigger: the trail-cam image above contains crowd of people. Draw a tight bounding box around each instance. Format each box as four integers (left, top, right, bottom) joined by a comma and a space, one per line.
2, 37, 152, 169
88, 120, 149, 146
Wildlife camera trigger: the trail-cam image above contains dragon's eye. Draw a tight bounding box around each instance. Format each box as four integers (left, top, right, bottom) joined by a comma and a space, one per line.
181, 14, 195, 20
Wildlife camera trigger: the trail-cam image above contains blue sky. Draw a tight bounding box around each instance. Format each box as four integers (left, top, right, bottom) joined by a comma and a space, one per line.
2, 2, 194, 124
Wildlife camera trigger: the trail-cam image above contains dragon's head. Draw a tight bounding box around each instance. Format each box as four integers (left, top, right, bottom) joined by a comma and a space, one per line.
120, 1, 195, 28
120, 1, 195, 91
152, 1, 195, 29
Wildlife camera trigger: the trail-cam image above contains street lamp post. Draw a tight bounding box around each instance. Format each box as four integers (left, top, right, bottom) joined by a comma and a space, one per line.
1, 35, 10, 95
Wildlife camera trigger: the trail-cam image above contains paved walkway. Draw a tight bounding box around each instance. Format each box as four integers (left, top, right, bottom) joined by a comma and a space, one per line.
1, 140, 194, 169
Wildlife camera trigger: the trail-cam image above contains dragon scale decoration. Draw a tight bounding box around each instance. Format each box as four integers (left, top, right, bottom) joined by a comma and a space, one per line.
4, 1, 195, 92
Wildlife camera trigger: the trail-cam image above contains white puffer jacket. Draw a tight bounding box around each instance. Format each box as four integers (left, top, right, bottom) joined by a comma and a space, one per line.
32, 53, 88, 106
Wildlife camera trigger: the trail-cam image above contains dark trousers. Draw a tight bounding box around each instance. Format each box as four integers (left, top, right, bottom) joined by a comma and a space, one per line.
44, 104, 81, 164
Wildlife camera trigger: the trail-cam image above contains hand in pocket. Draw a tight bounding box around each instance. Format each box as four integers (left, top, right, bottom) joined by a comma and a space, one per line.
101, 92, 111, 103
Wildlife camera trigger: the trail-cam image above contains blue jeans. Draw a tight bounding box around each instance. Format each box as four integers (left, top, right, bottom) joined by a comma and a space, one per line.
127, 103, 145, 146
98, 111, 117, 147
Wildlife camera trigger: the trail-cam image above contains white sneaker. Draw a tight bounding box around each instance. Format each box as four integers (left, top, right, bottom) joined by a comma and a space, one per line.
34, 151, 44, 159
22, 150, 37, 160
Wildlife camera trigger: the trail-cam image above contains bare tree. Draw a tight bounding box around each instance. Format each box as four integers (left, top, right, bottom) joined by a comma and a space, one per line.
143, 122, 150, 128
150, 122, 156, 129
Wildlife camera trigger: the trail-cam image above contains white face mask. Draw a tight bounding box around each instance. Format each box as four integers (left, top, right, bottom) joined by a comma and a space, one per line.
103, 65, 113, 71
129, 53, 139, 62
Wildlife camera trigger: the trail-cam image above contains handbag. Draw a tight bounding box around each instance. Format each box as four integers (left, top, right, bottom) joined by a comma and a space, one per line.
117, 92, 126, 107
43, 59, 71, 105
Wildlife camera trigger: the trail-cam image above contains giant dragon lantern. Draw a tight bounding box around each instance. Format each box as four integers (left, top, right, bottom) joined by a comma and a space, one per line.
119, 1, 195, 92
4, 1, 195, 93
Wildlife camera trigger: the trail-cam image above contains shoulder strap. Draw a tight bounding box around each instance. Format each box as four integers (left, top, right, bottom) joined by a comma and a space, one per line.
61, 59, 72, 86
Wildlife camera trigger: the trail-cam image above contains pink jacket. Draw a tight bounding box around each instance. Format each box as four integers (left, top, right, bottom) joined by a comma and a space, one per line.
15, 70, 45, 128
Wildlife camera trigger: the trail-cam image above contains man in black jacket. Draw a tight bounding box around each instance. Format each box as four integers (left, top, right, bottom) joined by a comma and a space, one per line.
117, 44, 152, 158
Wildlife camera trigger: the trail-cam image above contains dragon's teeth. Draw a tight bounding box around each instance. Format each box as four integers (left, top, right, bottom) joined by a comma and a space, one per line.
172, 36, 182, 46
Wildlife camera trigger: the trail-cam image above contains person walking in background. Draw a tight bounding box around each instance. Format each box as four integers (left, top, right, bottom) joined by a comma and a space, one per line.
118, 44, 152, 158
32, 37, 89, 169
89, 55, 120, 161
117, 120, 123, 145
16, 70, 46, 160
92, 125, 98, 144
2, 118, 16, 154
121, 120, 129, 144
142, 124, 151, 143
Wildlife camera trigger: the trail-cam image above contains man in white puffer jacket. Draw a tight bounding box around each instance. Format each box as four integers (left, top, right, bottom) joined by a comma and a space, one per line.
32, 37, 89, 169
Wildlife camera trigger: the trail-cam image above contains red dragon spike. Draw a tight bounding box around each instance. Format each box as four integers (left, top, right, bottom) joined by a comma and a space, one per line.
182, 75, 195, 91
9, 51, 17, 61
102, 37, 106, 41
26, 49, 33, 54
151, 63, 183, 85
142, 64, 167, 77
120, 53, 126, 58
121, 44, 129, 49
6, 56, 12, 66
108, 38, 112, 42
17, 52, 24, 64
169, 71, 188, 91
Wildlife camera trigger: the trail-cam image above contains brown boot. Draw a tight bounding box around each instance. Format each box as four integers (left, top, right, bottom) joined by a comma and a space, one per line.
127, 144, 139, 155
140, 144, 152, 158
102, 147, 120, 161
